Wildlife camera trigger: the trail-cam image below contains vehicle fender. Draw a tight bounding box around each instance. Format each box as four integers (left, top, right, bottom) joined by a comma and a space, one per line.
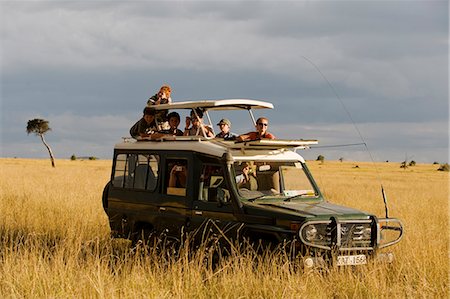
102, 181, 111, 213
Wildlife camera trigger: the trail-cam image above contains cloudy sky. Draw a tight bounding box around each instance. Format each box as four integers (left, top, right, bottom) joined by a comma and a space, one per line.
1, 1, 448, 163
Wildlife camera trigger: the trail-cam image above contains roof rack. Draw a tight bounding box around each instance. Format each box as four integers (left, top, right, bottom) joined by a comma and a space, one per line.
137, 135, 211, 142
218, 139, 318, 150
132, 136, 317, 150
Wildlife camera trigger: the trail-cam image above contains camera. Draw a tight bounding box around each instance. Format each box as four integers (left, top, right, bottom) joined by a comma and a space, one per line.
175, 166, 183, 172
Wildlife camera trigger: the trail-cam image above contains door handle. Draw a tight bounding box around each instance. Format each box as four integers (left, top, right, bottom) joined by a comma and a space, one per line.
195, 211, 202, 215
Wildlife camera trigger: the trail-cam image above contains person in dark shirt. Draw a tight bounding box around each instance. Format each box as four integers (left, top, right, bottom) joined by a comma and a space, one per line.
158, 112, 184, 136
147, 85, 172, 130
129, 107, 158, 139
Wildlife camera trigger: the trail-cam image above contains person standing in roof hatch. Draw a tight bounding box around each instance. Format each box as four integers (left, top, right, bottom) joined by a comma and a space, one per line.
147, 84, 172, 130
215, 118, 237, 141
237, 117, 276, 141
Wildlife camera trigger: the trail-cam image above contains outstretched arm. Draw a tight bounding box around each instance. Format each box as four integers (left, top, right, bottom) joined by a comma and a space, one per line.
237, 132, 252, 142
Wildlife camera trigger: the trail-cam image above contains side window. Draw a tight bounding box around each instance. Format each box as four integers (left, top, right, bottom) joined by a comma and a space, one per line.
147, 155, 159, 191
166, 159, 188, 196
198, 164, 230, 203
112, 153, 159, 191
113, 154, 127, 187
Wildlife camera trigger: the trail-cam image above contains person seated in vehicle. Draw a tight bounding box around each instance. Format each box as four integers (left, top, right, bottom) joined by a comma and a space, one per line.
156, 112, 184, 137
147, 84, 172, 130
237, 117, 276, 142
129, 107, 158, 139
215, 118, 237, 140
184, 108, 214, 137
168, 164, 187, 188
236, 162, 258, 191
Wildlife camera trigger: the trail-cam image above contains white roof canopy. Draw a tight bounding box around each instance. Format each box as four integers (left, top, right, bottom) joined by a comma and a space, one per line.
150, 99, 274, 111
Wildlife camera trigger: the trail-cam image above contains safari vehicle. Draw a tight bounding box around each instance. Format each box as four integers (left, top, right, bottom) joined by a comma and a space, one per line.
102, 99, 403, 267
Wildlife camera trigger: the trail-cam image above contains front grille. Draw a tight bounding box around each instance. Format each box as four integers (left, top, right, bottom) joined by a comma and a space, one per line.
300, 219, 374, 251
337, 223, 372, 249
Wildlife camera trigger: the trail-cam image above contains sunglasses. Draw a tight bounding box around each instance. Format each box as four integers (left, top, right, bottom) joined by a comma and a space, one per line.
257, 123, 268, 127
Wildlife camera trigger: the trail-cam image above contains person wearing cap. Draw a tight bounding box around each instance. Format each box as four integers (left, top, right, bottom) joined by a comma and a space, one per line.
215, 118, 237, 141
129, 107, 158, 139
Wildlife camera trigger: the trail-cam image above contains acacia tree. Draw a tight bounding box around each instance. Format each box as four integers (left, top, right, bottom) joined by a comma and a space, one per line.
26, 118, 56, 167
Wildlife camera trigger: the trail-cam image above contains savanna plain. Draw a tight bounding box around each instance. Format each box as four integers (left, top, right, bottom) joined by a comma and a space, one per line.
0, 158, 448, 298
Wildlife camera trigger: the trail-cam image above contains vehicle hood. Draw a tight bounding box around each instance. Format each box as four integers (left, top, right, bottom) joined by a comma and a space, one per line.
250, 200, 370, 219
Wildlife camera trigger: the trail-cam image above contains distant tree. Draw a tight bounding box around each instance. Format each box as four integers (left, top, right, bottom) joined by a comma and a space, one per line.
70, 154, 77, 161
88, 156, 98, 160
316, 155, 325, 163
433, 161, 439, 165
437, 163, 449, 172
401, 153, 413, 169
26, 118, 56, 167
338, 157, 344, 162
408, 160, 416, 166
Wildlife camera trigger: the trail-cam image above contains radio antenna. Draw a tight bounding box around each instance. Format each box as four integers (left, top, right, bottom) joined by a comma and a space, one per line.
302, 55, 390, 218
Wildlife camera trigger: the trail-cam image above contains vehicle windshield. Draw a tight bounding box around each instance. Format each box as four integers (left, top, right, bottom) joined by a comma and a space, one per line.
233, 161, 318, 201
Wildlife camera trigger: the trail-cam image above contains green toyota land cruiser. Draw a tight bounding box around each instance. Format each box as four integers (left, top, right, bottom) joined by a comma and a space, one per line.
102, 99, 403, 267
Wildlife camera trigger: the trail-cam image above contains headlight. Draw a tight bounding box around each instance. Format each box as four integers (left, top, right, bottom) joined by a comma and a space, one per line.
305, 224, 317, 241
299, 222, 329, 247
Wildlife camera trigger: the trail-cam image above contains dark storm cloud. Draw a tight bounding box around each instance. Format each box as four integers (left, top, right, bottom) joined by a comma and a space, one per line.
4, 66, 445, 124
1, 1, 448, 162
252, 1, 448, 38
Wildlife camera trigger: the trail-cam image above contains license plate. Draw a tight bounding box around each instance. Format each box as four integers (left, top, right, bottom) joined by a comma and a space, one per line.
336, 254, 367, 266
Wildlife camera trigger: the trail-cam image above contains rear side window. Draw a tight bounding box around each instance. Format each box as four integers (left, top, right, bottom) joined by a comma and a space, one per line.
165, 159, 188, 196
112, 153, 159, 191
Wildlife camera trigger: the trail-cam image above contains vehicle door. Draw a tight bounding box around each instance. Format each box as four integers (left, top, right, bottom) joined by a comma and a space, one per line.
190, 163, 240, 246
108, 152, 162, 237
156, 155, 192, 240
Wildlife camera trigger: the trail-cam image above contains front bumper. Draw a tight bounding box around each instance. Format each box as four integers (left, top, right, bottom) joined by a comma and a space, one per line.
298, 216, 403, 252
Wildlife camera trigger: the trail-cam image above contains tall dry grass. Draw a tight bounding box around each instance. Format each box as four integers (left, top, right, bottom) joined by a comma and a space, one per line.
0, 158, 448, 298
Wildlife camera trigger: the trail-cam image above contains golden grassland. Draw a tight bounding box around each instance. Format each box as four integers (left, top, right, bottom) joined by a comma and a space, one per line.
0, 158, 448, 298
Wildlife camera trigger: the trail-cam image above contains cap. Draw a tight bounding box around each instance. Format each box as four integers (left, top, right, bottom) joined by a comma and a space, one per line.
217, 118, 231, 127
